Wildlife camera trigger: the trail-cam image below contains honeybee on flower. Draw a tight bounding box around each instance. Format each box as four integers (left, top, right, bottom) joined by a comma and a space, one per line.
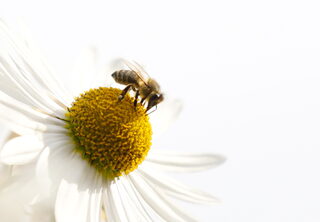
0, 20, 225, 222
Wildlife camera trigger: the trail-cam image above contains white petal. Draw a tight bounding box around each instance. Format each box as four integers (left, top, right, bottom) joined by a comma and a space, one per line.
0, 88, 67, 135
0, 52, 62, 113
15, 20, 73, 106
0, 135, 44, 165
27, 196, 55, 222
55, 180, 91, 222
88, 174, 103, 222
34, 138, 76, 203
103, 184, 120, 222
35, 140, 103, 222
149, 98, 183, 138
0, 91, 66, 126
36, 139, 80, 190
145, 151, 226, 172
55, 160, 103, 222
139, 167, 220, 204
0, 103, 67, 136
103, 180, 131, 222
0, 162, 42, 222
0, 163, 11, 185
0, 104, 47, 135
118, 177, 155, 222
128, 172, 197, 222
0, 20, 72, 108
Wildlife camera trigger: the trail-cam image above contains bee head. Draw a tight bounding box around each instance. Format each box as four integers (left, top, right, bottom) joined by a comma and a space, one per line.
146, 93, 164, 113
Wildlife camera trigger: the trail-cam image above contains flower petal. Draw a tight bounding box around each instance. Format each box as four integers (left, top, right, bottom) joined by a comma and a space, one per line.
139, 167, 220, 204
0, 162, 42, 222
103, 184, 121, 222
88, 175, 103, 222
0, 135, 44, 165
0, 91, 66, 127
27, 196, 55, 222
145, 151, 226, 172
104, 179, 139, 222
0, 51, 63, 114
0, 104, 47, 135
35, 139, 74, 188
35, 139, 103, 222
128, 172, 197, 222
117, 177, 154, 222
0, 96, 68, 136
0, 20, 71, 113
0, 20, 72, 107
55, 180, 91, 222
55, 163, 103, 222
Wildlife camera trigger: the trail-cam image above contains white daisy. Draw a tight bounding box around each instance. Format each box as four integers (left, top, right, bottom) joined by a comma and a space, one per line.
0, 20, 225, 222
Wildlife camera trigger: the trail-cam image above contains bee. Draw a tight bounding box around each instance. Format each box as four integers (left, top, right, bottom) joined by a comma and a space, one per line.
111, 60, 164, 113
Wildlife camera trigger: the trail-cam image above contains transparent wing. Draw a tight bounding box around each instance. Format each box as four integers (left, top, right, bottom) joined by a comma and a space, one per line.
131, 60, 150, 78
123, 59, 150, 86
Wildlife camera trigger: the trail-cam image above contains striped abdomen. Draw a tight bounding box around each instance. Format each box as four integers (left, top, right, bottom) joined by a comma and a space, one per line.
111, 70, 139, 85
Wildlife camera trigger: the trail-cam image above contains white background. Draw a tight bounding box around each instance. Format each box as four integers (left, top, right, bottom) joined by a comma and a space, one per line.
2, 0, 320, 221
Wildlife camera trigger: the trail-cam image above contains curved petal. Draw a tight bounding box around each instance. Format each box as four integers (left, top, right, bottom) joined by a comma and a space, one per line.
139, 167, 220, 204
0, 135, 44, 165
0, 162, 42, 222
103, 182, 122, 222
128, 172, 197, 222
0, 20, 72, 108
117, 177, 154, 222
103, 179, 142, 222
27, 196, 55, 222
0, 99, 68, 135
15, 20, 73, 106
54, 154, 103, 222
145, 151, 226, 172
34, 139, 103, 222
0, 104, 47, 135
0, 91, 66, 127
0, 48, 64, 114
55, 180, 91, 222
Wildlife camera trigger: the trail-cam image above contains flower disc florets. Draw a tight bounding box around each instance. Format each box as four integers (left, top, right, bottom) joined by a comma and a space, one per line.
66, 87, 152, 179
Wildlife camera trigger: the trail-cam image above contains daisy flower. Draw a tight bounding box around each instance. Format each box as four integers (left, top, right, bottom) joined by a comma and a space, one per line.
0, 20, 225, 222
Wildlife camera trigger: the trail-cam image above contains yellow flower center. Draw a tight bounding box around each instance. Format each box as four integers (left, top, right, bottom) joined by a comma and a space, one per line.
65, 87, 152, 179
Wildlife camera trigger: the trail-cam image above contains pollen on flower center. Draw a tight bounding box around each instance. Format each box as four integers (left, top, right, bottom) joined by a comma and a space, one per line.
65, 87, 152, 179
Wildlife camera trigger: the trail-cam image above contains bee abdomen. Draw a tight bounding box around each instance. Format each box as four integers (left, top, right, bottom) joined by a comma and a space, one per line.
112, 70, 138, 85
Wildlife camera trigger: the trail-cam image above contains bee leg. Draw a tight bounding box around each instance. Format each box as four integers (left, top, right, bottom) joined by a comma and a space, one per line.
134, 90, 140, 107
119, 85, 132, 100
140, 97, 146, 106
146, 105, 157, 115
140, 92, 151, 106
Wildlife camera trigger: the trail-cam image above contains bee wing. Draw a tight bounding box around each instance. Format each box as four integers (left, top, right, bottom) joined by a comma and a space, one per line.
123, 59, 150, 86
131, 60, 151, 78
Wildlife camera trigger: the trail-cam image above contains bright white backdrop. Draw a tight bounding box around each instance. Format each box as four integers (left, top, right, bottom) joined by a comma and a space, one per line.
2, 0, 320, 221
